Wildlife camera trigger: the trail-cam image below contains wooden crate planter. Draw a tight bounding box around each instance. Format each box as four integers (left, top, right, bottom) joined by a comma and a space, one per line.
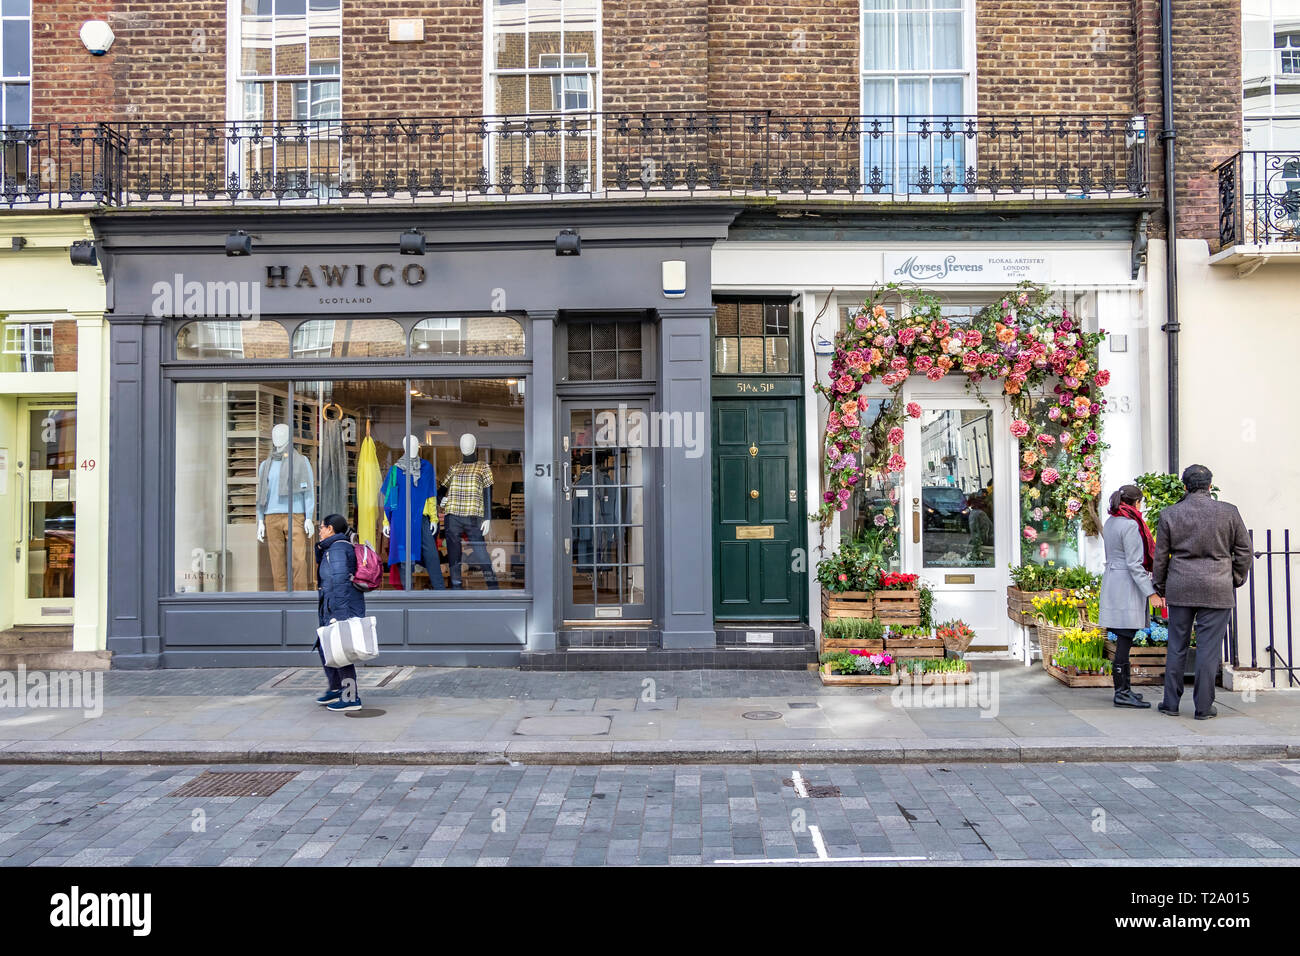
900, 666, 974, 685
1104, 641, 1166, 686
884, 637, 945, 658
874, 589, 922, 625
820, 638, 886, 654
818, 663, 899, 686
821, 590, 876, 620
1007, 587, 1055, 625
1045, 663, 1113, 687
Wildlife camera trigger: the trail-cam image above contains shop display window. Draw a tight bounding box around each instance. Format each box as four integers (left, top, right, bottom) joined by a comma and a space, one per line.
173, 377, 526, 594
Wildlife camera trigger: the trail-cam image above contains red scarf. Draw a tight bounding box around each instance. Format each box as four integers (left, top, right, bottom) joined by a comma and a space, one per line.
1114, 502, 1154, 572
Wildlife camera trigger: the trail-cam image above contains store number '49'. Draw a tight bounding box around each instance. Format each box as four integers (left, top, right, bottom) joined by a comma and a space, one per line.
80, 460, 96, 471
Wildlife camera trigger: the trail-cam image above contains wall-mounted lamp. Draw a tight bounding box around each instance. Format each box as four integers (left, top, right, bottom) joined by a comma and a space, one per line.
399, 228, 426, 256
555, 228, 580, 256
69, 240, 97, 266
225, 230, 252, 257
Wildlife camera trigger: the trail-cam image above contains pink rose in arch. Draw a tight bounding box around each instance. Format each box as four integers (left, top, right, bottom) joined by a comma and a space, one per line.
1036, 433, 1056, 446
1041, 467, 1060, 485
1094, 370, 1111, 387
897, 327, 917, 346
1047, 407, 1062, 421
887, 426, 904, 446
887, 454, 906, 473
926, 367, 945, 381
913, 355, 934, 372
1009, 419, 1030, 438
1023, 526, 1038, 541
890, 355, 909, 371
855, 314, 871, 331
1020, 466, 1036, 482
836, 375, 855, 393
906, 402, 922, 418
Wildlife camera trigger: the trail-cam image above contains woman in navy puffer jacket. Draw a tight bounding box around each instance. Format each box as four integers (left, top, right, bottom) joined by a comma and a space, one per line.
315, 514, 366, 712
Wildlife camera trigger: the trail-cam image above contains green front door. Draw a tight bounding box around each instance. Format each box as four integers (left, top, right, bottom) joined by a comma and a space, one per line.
712, 398, 805, 621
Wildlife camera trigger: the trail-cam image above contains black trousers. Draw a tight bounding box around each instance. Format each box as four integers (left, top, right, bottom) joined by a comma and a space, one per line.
1109, 627, 1135, 691
1164, 605, 1229, 715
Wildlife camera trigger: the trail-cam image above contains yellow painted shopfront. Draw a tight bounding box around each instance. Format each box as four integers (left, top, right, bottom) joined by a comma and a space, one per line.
0, 215, 109, 663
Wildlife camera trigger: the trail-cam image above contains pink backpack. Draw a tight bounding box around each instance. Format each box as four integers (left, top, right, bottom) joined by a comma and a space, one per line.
351, 539, 382, 591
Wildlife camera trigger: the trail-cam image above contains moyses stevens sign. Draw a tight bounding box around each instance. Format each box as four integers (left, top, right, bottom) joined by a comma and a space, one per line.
265, 262, 428, 306
884, 252, 1049, 284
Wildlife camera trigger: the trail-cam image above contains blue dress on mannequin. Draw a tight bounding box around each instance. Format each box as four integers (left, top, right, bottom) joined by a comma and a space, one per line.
383, 462, 437, 567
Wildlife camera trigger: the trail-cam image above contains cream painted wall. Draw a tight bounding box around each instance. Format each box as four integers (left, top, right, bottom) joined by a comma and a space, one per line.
0, 216, 109, 650
1175, 239, 1300, 532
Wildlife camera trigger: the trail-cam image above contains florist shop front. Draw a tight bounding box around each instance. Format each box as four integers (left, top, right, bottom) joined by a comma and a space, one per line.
712, 230, 1155, 661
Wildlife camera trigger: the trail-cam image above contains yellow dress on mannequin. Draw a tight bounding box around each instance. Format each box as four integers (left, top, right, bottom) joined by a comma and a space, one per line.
356, 432, 382, 550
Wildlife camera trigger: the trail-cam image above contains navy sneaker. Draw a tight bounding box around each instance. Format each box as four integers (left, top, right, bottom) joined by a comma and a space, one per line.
316, 689, 341, 706
326, 697, 362, 713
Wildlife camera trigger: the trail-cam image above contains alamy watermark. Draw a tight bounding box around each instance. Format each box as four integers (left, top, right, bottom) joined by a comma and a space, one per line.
594, 403, 706, 459
890, 670, 1000, 718
152, 274, 261, 320
0, 665, 104, 718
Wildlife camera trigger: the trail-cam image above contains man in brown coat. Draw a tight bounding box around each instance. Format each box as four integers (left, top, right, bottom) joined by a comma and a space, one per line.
1152, 464, 1253, 719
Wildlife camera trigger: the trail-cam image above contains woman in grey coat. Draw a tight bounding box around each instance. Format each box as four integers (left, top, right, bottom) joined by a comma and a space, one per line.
1099, 484, 1166, 708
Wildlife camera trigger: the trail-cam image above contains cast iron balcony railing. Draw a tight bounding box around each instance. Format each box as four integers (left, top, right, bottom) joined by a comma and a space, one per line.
1217, 150, 1300, 247
1, 112, 1149, 209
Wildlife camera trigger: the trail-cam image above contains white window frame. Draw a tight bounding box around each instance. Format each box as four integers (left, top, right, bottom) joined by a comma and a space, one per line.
483, 0, 603, 194
483, 0, 603, 117
1241, 2, 1300, 151
3, 321, 54, 372
859, 0, 978, 195
0, 0, 32, 128
225, 0, 343, 199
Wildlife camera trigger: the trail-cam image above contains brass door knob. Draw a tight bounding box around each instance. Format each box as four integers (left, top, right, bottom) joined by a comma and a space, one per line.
750, 489, 759, 499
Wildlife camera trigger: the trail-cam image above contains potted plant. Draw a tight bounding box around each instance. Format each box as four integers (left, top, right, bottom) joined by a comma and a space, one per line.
818, 649, 898, 686
817, 541, 879, 619
821, 616, 886, 653
1007, 561, 1061, 624
935, 619, 976, 656
874, 571, 923, 624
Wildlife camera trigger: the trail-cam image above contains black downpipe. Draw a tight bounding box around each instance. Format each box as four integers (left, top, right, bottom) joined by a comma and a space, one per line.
1159, 0, 1180, 474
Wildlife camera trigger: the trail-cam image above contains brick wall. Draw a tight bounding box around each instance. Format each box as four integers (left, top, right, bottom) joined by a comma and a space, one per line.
706, 0, 858, 114
31, 2, 118, 123
604, 0, 707, 111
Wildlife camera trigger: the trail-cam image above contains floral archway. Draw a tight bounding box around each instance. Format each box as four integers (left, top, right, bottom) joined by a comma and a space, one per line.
814, 283, 1109, 565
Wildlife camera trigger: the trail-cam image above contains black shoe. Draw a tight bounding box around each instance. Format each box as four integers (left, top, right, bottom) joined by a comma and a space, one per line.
1131, 690, 1145, 701
1194, 706, 1218, 721
1113, 689, 1151, 709
1157, 703, 1179, 717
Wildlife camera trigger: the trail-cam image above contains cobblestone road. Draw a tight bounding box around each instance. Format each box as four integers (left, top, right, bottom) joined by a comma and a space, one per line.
1, 761, 1297, 866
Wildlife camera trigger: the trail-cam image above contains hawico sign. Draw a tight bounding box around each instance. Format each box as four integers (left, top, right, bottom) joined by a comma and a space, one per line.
884, 252, 1049, 284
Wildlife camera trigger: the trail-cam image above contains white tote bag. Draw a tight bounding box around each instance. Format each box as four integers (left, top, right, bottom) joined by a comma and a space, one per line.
317, 616, 379, 668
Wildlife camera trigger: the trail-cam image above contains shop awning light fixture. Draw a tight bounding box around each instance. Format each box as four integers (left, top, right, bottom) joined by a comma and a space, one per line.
555, 228, 580, 256
69, 240, 97, 266
225, 230, 252, 257
400, 228, 426, 256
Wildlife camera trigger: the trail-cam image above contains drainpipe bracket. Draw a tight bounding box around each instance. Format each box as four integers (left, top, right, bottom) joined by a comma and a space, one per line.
1131, 211, 1150, 279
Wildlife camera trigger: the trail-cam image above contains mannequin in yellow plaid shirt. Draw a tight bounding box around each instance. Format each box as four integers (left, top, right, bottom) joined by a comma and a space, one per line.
440, 434, 499, 589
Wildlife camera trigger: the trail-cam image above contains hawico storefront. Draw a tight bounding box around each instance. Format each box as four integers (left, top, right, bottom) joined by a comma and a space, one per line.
97, 206, 738, 668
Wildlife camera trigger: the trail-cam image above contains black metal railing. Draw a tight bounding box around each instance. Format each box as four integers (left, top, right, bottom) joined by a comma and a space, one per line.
0, 112, 1149, 209
1217, 150, 1300, 247
1229, 529, 1298, 688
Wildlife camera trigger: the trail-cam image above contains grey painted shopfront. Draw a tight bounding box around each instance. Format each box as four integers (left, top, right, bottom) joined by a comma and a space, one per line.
98, 205, 738, 668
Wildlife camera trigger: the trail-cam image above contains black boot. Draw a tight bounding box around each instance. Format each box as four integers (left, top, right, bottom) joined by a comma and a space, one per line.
1113, 664, 1151, 709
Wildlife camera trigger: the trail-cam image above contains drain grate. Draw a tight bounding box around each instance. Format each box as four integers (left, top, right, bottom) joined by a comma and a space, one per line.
168, 770, 299, 799
256, 667, 413, 692
782, 778, 842, 798
742, 710, 783, 721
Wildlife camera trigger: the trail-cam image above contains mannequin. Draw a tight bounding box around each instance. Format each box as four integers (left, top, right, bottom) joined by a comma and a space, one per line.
256, 423, 315, 591
382, 435, 444, 589
440, 433, 499, 589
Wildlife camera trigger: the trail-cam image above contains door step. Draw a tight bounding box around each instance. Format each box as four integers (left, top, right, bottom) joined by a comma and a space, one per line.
0, 648, 111, 671
0, 626, 74, 650
559, 628, 662, 650
715, 625, 815, 648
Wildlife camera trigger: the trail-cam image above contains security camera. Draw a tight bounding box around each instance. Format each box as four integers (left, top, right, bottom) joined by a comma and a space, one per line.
79, 21, 116, 56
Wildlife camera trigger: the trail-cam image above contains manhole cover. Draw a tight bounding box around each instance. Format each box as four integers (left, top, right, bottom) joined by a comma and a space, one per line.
345, 708, 387, 718
742, 711, 783, 721
168, 771, 299, 798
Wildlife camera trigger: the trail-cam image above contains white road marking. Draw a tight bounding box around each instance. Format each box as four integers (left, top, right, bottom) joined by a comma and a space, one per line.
809, 824, 829, 860
791, 769, 809, 798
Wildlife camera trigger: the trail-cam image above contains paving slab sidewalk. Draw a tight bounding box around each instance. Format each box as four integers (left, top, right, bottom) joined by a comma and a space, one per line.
1, 661, 1297, 765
